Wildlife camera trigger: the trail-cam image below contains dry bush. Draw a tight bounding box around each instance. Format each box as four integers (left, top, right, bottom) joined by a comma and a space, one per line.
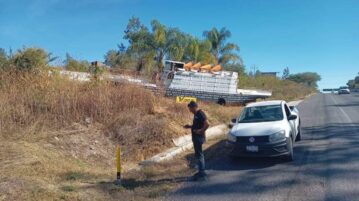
0, 70, 190, 162
0, 71, 155, 139
104, 110, 176, 161
0, 70, 241, 163
238, 75, 316, 101
201, 103, 242, 123
155, 97, 191, 121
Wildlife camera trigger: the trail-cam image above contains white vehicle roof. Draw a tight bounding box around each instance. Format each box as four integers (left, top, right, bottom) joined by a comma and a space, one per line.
246, 100, 284, 107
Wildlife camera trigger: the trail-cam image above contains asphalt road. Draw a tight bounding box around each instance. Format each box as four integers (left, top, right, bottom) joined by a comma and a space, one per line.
169, 93, 359, 201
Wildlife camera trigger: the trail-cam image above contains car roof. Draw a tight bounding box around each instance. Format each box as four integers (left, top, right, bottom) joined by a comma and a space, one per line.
246, 100, 284, 107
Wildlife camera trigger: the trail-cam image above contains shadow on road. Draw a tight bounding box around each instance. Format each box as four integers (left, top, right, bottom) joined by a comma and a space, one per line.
326, 103, 359, 107
172, 122, 359, 198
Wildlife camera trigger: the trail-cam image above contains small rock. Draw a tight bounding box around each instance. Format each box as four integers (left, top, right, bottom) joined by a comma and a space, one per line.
44, 143, 54, 148
54, 137, 59, 141
89, 146, 94, 150
85, 117, 93, 125
94, 140, 98, 144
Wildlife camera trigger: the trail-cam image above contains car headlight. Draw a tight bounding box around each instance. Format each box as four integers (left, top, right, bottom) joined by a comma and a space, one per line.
269, 130, 286, 142
227, 132, 237, 142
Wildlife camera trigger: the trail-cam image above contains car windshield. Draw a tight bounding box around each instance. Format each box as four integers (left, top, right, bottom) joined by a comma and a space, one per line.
238, 104, 284, 123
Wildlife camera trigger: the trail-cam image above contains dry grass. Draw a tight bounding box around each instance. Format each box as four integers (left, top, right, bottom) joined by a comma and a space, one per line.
0, 70, 315, 201
0, 70, 242, 201
0, 71, 154, 138
202, 103, 242, 123
239, 75, 317, 101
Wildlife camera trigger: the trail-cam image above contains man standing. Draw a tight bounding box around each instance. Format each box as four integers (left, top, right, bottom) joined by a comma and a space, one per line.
184, 101, 209, 181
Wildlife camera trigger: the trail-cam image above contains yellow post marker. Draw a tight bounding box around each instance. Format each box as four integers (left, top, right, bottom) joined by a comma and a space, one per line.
115, 146, 122, 186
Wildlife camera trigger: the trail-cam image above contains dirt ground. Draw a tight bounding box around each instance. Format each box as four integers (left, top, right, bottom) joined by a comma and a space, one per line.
0, 123, 228, 201
0, 73, 243, 200
0, 99, 241, 201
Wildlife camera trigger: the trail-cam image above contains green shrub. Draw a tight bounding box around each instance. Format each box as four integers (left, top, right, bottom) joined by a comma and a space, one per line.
64, 53, 90, 72
11, 47, 50, 72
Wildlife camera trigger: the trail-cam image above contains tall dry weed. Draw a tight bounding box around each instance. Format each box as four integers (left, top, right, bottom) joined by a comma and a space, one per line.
0, 71, 155, 139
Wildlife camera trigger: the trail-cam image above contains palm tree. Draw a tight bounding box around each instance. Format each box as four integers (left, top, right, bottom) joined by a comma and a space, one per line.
203, 27, 240, 65
184, 37, 215, 64
151, 20, 190, 70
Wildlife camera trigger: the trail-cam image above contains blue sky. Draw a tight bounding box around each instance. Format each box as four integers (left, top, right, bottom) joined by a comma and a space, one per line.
0, 0, 358, 89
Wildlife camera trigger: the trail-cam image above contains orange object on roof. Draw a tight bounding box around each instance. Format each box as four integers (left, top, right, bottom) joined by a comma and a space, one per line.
191, 62, 201, 70
184, 62, 193, 67
211, 64, 222, 72
200, 64, 212, 70
184, 62, 193, 71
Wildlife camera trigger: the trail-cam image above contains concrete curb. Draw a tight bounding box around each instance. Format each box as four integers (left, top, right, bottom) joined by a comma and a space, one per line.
141, 99, 303, 165
141, 124, 228, 165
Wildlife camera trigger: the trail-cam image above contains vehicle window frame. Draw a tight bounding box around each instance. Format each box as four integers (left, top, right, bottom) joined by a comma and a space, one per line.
237, 104, 285, 123
284, 104, 291, 118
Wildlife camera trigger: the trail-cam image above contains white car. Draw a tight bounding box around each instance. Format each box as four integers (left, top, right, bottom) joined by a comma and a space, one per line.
227, 100, 301, 161
338, 89, 350, 95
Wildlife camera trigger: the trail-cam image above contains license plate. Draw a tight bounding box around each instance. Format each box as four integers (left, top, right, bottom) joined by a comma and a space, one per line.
246, 145, 258, 152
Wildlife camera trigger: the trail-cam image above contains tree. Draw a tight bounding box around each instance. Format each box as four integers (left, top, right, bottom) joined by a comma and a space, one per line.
355, 75, 359, 84
203, 27, 240, 65
165, 28, 189, 61
104, 49, 120, 68
347, 79, 355, 89
124, 17, 195, 73
287, 72, 321, 88
248, 65, 258, 77
183, 37, 215, 64
223, 63, 246, 76
282, 67, 290, 80
150, 20, 190, 69
64, 53, 90, 72
124, 17, 155, 73
119, 18, 244, 74
104, 44, 133, 69
11, 47, 51, 72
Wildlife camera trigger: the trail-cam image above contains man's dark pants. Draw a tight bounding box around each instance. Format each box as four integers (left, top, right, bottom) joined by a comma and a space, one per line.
192, 135, 205, 175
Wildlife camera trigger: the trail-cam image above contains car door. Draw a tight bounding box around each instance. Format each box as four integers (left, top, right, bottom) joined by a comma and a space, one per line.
284, 104, 297, 139
290, 106, 300, 129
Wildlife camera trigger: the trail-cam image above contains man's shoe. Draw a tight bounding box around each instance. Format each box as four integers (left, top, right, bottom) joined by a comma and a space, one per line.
195, 174, 208, 182
188, 172, 200, 181
188, 172, 208, 182
198, 171, 207, 177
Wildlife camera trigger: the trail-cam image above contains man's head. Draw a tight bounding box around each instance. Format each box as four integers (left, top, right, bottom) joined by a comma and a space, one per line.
187, 101, 198, 114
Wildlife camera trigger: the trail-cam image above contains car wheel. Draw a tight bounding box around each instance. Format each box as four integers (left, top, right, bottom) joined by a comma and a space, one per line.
283, 137, 294, 162
217, 98, 226, 106
295, 121, 302, 141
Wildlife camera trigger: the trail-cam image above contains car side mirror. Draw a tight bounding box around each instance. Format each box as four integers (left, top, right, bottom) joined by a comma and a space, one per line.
288, 114, 297, 121
289, 106, 295, 111
228, 118, 236, 129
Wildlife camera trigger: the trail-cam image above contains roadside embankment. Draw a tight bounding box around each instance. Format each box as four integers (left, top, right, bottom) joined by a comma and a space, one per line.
142, 124, 229, 164
0, 71, 243, 200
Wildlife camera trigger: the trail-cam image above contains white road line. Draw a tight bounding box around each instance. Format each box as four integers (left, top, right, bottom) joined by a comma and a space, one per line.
329, 95, 353, 123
